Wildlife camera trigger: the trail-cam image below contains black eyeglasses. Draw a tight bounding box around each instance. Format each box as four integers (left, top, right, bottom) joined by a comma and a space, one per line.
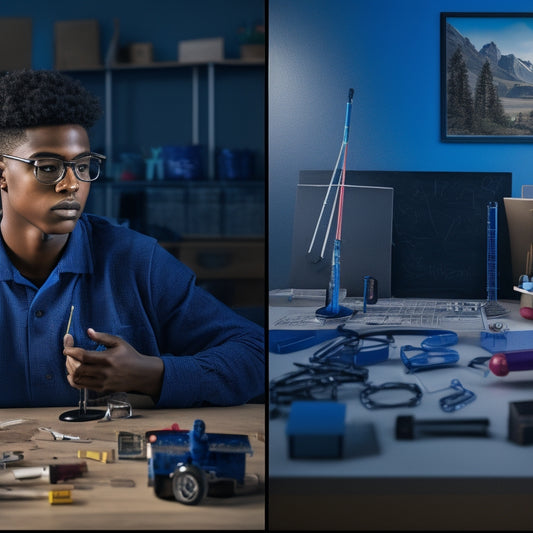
1, 152, 106, 185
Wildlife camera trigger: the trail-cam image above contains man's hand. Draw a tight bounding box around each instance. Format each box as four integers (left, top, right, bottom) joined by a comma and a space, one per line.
63, 328, 164, 397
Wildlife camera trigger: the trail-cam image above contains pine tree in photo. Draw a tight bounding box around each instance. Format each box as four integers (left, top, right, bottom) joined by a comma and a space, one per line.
447, 47, 474, 133
473, 59, 507, 134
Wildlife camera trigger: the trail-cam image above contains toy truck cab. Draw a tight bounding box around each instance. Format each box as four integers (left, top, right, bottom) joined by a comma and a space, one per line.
146, 419, 253, 505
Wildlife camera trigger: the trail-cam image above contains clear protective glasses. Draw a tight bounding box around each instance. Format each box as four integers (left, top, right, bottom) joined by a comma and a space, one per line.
1, 152, 106, 185
104, 398, 133, 421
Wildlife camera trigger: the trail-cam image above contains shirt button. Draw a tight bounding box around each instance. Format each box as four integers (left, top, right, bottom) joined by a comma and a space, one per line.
45, 374, 52, 380
35, 310, 44, 317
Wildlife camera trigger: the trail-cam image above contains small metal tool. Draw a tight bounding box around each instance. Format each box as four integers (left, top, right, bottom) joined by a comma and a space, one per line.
0, 451, 24, 467
59, 305, 106, 422
38, 427, 92, 442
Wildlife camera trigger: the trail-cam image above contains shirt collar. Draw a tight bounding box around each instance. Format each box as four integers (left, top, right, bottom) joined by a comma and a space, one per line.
56, 215, 94, 275
0, 214, 94, 281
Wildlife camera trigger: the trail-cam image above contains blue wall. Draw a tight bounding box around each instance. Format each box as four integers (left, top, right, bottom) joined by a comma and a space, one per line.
0, 0, 265, 178
1, 0, 263, 68
269, 0, 533, 290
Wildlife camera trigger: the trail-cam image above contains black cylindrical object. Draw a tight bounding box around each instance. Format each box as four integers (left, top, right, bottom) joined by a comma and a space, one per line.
395, 415, 490, 439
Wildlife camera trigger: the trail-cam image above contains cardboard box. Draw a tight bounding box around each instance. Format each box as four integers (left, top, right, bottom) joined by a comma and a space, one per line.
178, 37, 224, 63
0, 18, 32, 70
240, 44, 265, 61
129, 43, 153, 64
55, 19, 101, 69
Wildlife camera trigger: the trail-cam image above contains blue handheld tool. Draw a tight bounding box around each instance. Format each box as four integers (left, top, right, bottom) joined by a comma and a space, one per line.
269, 329, 341, 354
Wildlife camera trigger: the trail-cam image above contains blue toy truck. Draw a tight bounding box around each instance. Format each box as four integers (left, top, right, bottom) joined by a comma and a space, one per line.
146, 419, 253, 505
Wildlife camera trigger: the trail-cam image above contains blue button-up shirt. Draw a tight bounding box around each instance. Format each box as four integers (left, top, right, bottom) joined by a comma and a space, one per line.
0, 214, 264, 407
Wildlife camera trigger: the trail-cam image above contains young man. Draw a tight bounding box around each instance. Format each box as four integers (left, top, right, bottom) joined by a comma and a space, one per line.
0, 69, 264, 408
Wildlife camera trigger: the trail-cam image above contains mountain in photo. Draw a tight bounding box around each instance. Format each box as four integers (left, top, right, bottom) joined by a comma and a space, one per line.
445, 22, 533, 94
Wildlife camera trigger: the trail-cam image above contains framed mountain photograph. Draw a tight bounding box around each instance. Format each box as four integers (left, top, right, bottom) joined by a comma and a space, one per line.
441, 12, 533, 142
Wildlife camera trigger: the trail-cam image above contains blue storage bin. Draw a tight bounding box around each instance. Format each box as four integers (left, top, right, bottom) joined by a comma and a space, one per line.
162, 145, 203, 180
216, 148, 254, 180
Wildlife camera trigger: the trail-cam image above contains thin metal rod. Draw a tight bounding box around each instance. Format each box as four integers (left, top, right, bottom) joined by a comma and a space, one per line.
334, 88, 353, 244
208, 62, 215, 180
65, 305, 88, 416
315, 89, 354, 319
80, 388, 88, 415
335, 144, 349, 240
307, 142, 344, 256
192, 66, 199, 144
309, 89, 354, 259
320, 166, 343, 259
65, 305, 74, 336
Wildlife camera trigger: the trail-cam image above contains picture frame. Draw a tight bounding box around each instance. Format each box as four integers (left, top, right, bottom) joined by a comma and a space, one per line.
441, 12, 533, 143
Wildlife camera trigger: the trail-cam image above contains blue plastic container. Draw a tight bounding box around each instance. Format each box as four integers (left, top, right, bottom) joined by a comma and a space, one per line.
162, 145, 203, 180
216, 148, 254, 180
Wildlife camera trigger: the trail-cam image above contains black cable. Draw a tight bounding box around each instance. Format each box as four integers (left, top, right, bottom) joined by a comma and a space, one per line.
269, 362, 368, 408
360, 381, 423, 409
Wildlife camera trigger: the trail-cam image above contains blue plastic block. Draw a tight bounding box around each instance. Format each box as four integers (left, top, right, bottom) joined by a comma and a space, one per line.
480, 330, 533, 354
286, 401, 346, 459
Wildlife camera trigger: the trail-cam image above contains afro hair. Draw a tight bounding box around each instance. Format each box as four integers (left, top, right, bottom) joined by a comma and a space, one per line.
0, 69, 102, 130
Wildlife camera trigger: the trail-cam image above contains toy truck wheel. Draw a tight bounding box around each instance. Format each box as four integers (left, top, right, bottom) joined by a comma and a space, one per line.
172, 464, 207, 505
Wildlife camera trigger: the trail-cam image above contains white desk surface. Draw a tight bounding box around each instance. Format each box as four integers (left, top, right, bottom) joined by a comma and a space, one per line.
269, 298, 533, 479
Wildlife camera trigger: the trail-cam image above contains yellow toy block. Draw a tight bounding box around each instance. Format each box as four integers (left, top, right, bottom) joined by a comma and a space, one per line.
48, 489, 73, 504
77, 449, 116, 463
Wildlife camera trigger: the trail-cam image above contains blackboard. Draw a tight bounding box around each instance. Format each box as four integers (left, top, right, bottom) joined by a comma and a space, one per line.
289, 184, 394, 297
300, 170, 513, 299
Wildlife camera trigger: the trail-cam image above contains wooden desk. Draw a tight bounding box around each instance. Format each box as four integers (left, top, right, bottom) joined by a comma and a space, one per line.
0, 404, 264, 530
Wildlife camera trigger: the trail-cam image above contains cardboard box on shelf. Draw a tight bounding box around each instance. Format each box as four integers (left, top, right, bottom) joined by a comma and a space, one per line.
129, 43, 153, 64
240, 44, 265, 61
0, 18, 32, 70
178, 37, 224, 63
55, 19, 101, 70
